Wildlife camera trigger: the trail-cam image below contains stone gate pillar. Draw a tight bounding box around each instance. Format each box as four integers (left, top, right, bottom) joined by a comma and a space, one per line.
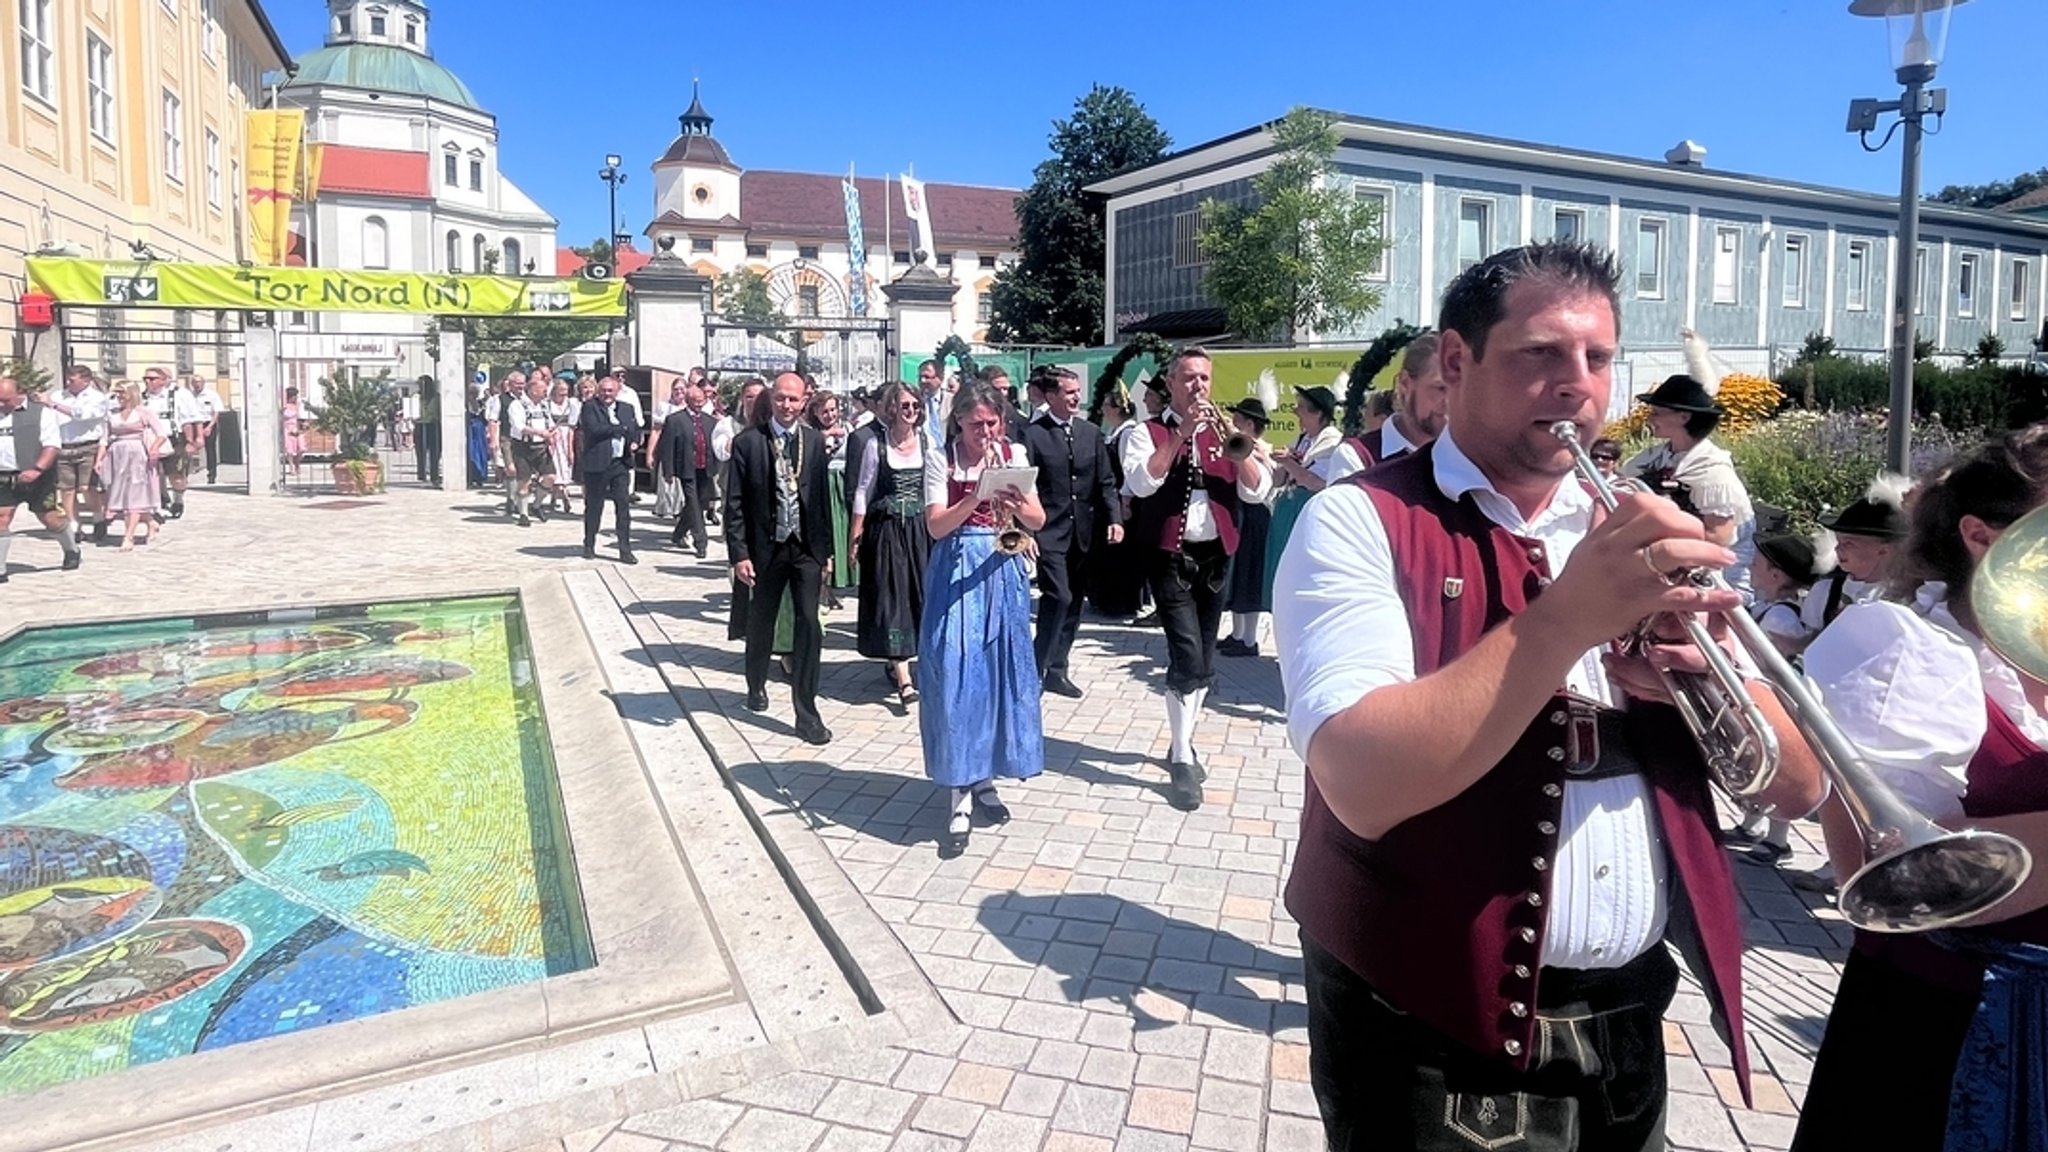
625, 237, 711, 374
241, 323, 282, 495
882, 264, 960, 381
434, 323, 467, 494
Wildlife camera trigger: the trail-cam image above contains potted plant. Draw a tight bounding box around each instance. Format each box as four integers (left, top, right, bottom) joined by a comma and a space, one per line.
308, 373, 395, 494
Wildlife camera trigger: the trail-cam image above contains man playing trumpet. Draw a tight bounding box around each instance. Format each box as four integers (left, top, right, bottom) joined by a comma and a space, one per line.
1273, 242, 1823, 1151
1122, 347, 1273, 810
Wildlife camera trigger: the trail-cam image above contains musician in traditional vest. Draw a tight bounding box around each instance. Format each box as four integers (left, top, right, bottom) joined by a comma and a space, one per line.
1122, 347, 1273, 811
1272, 242, 1824, 1151
1324, 331, 1447, 484
0, 374, 84, 578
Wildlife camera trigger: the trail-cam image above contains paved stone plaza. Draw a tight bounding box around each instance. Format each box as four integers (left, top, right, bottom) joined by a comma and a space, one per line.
0, 484, 1854, 1152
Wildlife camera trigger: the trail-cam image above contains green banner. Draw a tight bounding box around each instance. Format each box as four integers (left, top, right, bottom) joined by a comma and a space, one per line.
24, 257, 628, 318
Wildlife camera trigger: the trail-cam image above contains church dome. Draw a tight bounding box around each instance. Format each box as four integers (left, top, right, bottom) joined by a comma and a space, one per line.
654, 82, 738, 172
284, 43, 481, 110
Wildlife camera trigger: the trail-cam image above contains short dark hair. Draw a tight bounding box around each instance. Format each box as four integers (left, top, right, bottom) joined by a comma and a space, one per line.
1683, 409, 1723, 439
1399, 333, 1441, 378
1166, 345, 1213, 380
1438, 241, 1621, 361
1898, 422, 2048, 618
1589, 437, 1622, 462
978, 364, 1010, 385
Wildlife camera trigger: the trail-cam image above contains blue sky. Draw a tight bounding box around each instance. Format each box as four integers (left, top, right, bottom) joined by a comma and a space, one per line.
273, 0, 2043, 247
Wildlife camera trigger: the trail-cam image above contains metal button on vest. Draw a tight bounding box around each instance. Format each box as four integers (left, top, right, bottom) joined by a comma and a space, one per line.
1519, 927, 1537, 943
1510, 1002, 1529, 1018
1526, 547, 1543, 563
1537, 821, 1557, 835
1546, 747, 1565, 761
1504, 1039, 1523, 1056
1526, 892, 1543, 907
1549, 711, 1567, 725
1531, 857, 1547, 871
1514, 964, 1532, 979
1542, 783, 1562, 798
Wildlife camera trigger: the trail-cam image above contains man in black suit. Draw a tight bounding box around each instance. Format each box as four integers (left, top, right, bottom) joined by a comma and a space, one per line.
1022, 366, 1123, 697
578, 374, 643, 563
725, 372, 834, 745
647, 373, 717, 558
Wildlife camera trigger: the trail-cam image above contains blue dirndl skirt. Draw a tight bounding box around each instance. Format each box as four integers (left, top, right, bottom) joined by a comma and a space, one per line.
1941, 935, 2048, 1152
1264, 484, 1315, 600
916, 526, 1043, 789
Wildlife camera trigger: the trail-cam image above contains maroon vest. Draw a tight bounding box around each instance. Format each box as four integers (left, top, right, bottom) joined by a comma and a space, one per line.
1282, 445, 1751, 1088
1126, 417, 1243, 554
1342, 425, 1414, 472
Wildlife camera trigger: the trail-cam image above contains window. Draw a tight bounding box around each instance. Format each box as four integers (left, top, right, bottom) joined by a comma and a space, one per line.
443, 153, 458, 187
473, 234, 487, 271
1171, 208, 1206, 269
977, 294, 994, 325
404, 19, 418, 44
1456, 200, 1491, 272
362, 217, 389, 269
892, 250, 910, 265
1711, 226, 1741, 305
796, 284, 820, 318
336, 12, 352, 35
468, 158, 482, 191
20, 0, 54, 105
1355, 185, 1390, 280
370, 14, 386, 36
99, 308, 125, 375
1915, 246, 1933, 316
1782, 234, 1809, 307
1635, 218, 1666, 299
1957, 254, 1979, 318
1846, 240, 1872, 311
201, 0, 219, 60
745, 242, 768, 259
502, 237, 522, 274
979, 255, 997, 269
2011, 259, 2031, 321
162, 91, 184, 183
174, 311, 195, 375
446, 230, 462, 272
213, 310, 231, 375
86, 34, 115, 142
690, 236, 714, 253
204, 130, 222, 207
798, 244, 820, 261
1553, 208, 1585, 244
161, 0, 176, 12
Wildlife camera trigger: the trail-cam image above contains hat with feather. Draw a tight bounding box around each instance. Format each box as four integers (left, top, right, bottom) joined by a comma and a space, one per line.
1822, 473, 1912, 539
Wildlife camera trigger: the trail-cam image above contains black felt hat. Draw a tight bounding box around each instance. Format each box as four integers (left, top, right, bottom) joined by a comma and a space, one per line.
1226, 398, 1270, 428
1755, 534, 1827, 583
1823, 497, 1909, 539
1294, 385, 1338, 419
1636, 374, 1721, 414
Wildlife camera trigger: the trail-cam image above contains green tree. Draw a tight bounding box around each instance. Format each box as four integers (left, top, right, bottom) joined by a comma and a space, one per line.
1199, 108, 1386, 344
987, 85, 1171, 346
570, 237, 615, 266
430, 316, 610, 375
1928, 166, 2048, 209
715, 268, 796, 344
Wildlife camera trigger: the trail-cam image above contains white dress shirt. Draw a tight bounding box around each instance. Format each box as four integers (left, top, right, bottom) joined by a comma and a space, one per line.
1326, 417, 1417, 484
712, 415, 743, 462
1272, 429, 1668, 970
1799, 573, 1882, 632
50, 386, 110, 445
1121, 412, 1275, 543
173, 385, 220, 427
1804, 599, 2048, 823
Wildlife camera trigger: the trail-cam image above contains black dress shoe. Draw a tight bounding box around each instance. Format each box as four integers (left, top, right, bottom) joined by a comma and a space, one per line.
1219, 639, 1259, 658
939, 814, 970, 859
744, 688, 769, 712
971, 786, 1011, 825
1165, 761, 1204, 811
1131, 610, 1160, 628
619, 550, 638, 565
796, 719, 833, 745
582, 544, 597, 560
1190, 750, 1208, 783
1043, 673, 1084, 699
61, 551, 83, 572
517, 513, 531, 528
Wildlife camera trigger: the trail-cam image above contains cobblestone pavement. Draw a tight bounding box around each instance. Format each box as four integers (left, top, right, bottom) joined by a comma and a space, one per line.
0, 486, 1856, 1152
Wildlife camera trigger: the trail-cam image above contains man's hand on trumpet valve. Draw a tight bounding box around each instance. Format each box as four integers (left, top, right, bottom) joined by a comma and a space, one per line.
1604, 611, 1746, 705
1530, 487, 1740, 655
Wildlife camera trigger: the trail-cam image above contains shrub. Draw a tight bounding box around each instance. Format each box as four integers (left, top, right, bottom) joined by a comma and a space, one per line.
1795, 333, 1837, 364
1729, 409, 1973, 531
1971, 332, 2008, 366
1712, 372, 1783, 433
1774, 357, 2031, 431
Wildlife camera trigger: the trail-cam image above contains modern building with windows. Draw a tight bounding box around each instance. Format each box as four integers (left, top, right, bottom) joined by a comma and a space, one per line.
1091, 111, 2048, 392
1, 0, 289, 372
273, 0, 558, 383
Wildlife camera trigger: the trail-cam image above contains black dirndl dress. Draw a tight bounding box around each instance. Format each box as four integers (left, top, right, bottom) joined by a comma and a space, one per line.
1226, 499, 1273, 614
856, 441, 932, 660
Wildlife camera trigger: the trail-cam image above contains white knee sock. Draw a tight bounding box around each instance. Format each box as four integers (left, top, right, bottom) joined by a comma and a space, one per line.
1188, 687, 1208, 753
1232, 612, 1263, 645
56, 520, 78, 555
1166, 692, 1195, 763
952, 786, 975, 819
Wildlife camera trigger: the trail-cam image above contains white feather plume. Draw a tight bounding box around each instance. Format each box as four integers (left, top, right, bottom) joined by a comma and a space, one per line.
1331, 367, 1351, 394
1679, 327, 1723, 395
1866, 471, 1913, 510
1810, 529, 1840, 577
1131, 382, 1153, 424
1255, 369, 1279, 413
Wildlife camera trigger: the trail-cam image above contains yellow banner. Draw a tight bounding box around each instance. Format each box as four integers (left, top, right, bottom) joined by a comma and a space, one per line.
245, 109, 304, 266
24, 258, 629, 318
1206, 348, 1372, 447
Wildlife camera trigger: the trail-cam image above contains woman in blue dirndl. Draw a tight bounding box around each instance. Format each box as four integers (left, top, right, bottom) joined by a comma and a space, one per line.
917, 382, 1046, 857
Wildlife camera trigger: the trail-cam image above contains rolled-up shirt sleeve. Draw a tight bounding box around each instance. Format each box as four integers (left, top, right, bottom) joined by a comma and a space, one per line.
1121, 423, 1166, 497
1237, 457, 1275, 505
1272, 485, 1417, 762
1802, 601, 1980, 823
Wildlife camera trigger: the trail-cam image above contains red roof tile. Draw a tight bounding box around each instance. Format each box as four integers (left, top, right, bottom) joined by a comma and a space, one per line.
556, 245, 653, 277
738, 171, 1018, 251
312, 144, 431, 200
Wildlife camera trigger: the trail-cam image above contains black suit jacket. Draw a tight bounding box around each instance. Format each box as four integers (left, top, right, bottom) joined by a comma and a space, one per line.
1022, 411, 1122, 553
725, 423, 834, 567
657, 408, 715, 483
841, 420, 882, 512
577, 397, 643, 476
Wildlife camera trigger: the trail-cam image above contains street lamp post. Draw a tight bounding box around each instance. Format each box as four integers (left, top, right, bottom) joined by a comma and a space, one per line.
598, 153, 628, 355
1846, 0, 1967, 473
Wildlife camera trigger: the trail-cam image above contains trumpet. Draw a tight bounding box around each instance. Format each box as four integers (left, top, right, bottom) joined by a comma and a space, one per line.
984, 440, 1030, 555
1550, 420, 2033, 933
1193, 402, 1256, 462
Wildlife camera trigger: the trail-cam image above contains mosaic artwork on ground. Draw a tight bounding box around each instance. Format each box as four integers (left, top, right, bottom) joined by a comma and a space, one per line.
0, 595, 592, 1093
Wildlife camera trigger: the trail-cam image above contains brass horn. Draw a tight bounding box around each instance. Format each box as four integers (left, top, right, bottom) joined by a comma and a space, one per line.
1973, 501, 2048, 685
1551, 420, 2033, 933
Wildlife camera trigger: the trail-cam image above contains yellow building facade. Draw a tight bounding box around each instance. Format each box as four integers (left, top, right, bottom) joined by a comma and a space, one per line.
1, 0, 289, 379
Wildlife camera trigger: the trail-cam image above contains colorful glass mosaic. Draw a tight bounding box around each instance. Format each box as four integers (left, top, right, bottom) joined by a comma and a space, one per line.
0, 595, 592, 1093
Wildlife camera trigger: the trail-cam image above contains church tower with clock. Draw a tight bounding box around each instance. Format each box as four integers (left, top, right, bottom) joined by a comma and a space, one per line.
650, 83, 741, 229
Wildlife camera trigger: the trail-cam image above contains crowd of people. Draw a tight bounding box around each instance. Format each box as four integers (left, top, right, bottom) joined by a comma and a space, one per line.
0, 364, 224, 579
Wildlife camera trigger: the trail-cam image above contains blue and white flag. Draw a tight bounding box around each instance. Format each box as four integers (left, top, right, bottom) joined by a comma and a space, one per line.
843, 176, 868, 317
